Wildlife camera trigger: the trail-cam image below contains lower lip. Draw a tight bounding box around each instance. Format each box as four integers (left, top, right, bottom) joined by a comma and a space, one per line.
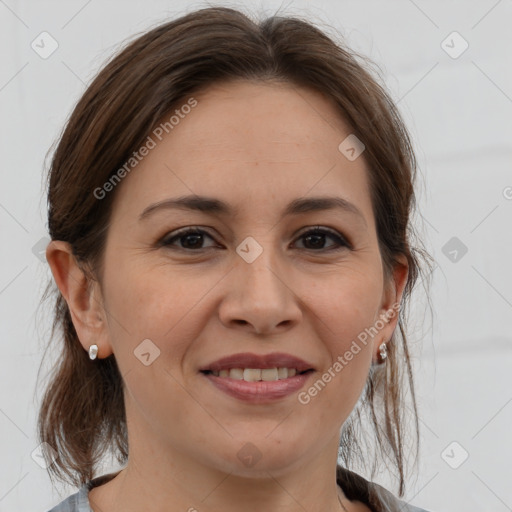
201, 371, 313, 403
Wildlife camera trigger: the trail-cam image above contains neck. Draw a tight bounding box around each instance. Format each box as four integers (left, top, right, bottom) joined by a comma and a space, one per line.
92, 431, 349, 512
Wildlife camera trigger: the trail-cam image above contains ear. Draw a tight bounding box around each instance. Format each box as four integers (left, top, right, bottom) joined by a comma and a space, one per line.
46, 240, 113, 359
373, 254, 409, 363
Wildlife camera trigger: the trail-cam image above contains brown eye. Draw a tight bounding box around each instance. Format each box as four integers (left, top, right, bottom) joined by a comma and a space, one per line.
294, 227, 351, 251
161, 228, 217, 250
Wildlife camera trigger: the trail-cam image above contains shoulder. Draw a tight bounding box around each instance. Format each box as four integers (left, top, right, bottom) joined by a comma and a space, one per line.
369, 479, 432, 512
45, 470, 120, 512
336, 465, 433, 512
45, 484, 91, 512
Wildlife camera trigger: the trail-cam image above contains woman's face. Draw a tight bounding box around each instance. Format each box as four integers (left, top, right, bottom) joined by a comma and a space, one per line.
89, 80, 406, 476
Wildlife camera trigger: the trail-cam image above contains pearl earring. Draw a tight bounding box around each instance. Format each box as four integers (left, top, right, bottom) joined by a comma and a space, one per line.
89, 344, 98, 360
378, 342, 387, 362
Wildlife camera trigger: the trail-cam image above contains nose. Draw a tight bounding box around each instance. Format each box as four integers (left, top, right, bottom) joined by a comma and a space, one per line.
218, 247, 303, 335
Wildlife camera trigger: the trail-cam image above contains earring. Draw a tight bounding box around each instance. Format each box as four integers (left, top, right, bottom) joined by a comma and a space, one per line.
378, 342, 387, 363
89, 344, 99, 360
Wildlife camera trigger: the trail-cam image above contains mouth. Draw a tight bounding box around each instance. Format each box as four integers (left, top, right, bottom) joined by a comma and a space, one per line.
199, 351, 315, 374
199, 352, 316, 403
201, 367, 314, 381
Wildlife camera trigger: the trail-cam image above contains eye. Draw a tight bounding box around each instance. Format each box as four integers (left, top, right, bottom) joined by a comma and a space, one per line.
160, 227, 218, 250
293, 226, 351, 251
159, 225, 351, 252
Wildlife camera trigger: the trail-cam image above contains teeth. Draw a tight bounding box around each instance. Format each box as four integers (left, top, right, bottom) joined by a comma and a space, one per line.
244, 368, 261, 382
229, 368, 244, 380
261, 368, 278, 381
210, 368, 301, 381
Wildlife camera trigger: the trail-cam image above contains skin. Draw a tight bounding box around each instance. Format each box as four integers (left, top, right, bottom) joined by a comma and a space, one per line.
47, 80, 408, 512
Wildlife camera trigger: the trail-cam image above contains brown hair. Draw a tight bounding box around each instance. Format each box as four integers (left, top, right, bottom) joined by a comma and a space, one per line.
37, 5, 433, 498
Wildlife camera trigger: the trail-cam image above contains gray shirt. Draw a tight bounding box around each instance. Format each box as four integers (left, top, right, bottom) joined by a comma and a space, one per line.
46, 469, 432, 512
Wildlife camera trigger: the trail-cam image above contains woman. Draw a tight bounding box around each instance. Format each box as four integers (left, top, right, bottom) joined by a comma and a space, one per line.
39, 6, 433, 512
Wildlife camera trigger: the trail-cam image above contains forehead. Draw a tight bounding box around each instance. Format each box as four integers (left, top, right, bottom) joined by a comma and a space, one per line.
109, 80, 374, 226
176, 80, 352, 162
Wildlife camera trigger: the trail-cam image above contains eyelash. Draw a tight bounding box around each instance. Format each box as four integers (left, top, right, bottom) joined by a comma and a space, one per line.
159, 226, 352, 252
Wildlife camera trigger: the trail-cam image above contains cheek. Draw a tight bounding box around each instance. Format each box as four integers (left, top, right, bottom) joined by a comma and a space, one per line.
101, 262, 213, 429
301, 279, 377, 424
297, 266, 381, 407
306, 264, 383, 346
105, 262, 218, 361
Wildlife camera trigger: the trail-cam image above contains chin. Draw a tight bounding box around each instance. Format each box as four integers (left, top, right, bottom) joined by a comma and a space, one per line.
207, 438, 307, 478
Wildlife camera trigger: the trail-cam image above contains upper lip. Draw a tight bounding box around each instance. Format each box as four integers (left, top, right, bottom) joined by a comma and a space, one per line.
199, 352, 315, 373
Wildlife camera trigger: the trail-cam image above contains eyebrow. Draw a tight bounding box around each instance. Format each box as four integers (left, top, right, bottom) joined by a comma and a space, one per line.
139, 194, 367, 227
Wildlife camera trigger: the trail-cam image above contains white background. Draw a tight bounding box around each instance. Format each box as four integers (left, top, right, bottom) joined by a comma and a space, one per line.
1, 1, 511, 511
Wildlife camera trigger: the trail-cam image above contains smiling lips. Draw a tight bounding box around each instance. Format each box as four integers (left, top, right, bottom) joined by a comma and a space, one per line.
211, 367, 298, 381
199, 352, 315, 403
